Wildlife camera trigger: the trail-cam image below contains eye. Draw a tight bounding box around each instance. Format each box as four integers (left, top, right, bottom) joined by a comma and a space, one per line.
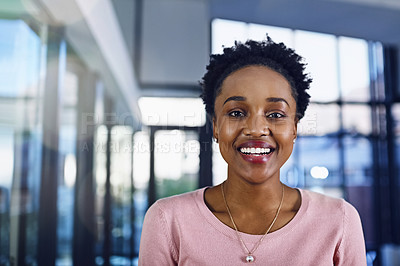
267, 112, 286, 119
228, 110, 245, 118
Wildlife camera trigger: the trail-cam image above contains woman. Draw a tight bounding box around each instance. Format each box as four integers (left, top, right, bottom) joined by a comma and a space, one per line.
138, 37, 366, 265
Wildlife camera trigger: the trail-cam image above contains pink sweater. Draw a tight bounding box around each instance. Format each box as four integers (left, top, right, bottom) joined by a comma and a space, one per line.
139, 188, 366, 265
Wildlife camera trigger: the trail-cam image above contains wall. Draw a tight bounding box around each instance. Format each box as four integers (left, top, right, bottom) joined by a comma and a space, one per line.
139, 0, 209, 87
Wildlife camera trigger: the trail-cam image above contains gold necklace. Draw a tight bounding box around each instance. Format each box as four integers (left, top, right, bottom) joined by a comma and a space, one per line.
221, 182, 284, 263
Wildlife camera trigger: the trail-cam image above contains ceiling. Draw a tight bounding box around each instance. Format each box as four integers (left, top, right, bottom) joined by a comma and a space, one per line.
209, 0, 400, 45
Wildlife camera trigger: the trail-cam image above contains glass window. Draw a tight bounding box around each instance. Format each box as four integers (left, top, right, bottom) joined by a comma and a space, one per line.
298, 137, 343, 198
95, 125, 108, 198
94, 125, 108, 256
298, 103, 340, 136
343, 137, 372, 186
132, 131, 150, 254
372, 104, 387, 136
154, 130, 199, 199
294, 31, 339, 102
392, 104, 400, 138
0, 19, 44, 265
342, 104, 372, 135
133, 131, 150, 190
370, 42, 385, 102
0, 127, 13, 264
280, 143, 301, 187
212, 19, 294, 54
110, 126, 133, 259
57, 68, 78, 265
138, 97, 205, 127
343, 137, 374, 244
338, 37, 370, 102
0, 125, 13, 192
247, 24, 293, 47
0, 20, 41, 98
212, 19, 247, 54
393, 104, 400, 193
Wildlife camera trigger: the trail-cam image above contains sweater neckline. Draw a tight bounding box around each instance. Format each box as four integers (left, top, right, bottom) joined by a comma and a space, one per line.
195, 186, 309, 244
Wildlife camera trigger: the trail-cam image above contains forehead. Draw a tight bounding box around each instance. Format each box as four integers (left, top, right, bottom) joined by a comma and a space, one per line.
218, 65, 293, 99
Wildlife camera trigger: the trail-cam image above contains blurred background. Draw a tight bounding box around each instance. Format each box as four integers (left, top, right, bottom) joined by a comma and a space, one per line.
0, 0, 400, 265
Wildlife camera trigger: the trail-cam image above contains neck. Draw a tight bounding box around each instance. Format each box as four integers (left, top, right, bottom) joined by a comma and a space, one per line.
223, 174, 283, 213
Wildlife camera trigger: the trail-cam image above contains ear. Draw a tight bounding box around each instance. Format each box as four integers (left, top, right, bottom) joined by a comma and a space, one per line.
212, 117, 218, 141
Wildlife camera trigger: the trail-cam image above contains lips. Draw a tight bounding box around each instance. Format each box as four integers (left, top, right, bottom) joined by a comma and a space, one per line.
239, 147, 273, 155
237, 141, 275, 163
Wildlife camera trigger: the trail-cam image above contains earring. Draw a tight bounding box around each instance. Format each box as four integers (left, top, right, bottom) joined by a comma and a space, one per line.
293, 138, 296, 144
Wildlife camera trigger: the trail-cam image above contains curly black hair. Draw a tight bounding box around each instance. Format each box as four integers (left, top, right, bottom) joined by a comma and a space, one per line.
200, 36, 312, 120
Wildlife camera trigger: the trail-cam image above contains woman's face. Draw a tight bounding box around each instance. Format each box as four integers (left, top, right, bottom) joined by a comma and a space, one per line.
213, 65, 297, 184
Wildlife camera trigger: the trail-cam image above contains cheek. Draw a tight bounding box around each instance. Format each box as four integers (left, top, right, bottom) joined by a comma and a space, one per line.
271, 122, 296, 137
273, 127, 295, 160
272, 124, 297, 152
219, 120, 242, 138
217, 120, 242, 152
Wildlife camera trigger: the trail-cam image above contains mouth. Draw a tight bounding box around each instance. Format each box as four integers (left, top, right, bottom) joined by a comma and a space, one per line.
238, 147, 274, 156
237, 141, 275, 163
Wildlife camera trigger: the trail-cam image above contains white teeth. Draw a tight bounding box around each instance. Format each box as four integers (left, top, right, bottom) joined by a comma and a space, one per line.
239, 147, 272, 155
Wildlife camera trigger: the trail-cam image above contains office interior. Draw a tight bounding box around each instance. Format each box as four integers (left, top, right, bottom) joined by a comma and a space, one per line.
0, 0, 400, 265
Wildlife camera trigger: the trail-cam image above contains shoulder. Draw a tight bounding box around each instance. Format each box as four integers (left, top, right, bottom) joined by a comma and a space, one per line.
301, 189, 343, 206
140, 190, 206, 264
146, 188, 205, 220
155, 188, 203, 209
297, 189, 366, 264
300, 189, 361, 222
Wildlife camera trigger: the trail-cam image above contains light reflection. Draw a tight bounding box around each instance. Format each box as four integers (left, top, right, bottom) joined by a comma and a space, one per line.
212, 18, 294, 56
310, 166, 329, 179
0, 130, 14, 190
154, 130, 199, 198
155, 130, 185, 180
138, 97, 206, 127
0, 20, 41, 97
95, 125, 108, 189
133, 131, 150, 189
110, 126, 133, 190
248, 23, 293, 47
338, 37, 370, 102
294, 30, 339, 102
64, 154, 76, 187
212, 19, 248, 54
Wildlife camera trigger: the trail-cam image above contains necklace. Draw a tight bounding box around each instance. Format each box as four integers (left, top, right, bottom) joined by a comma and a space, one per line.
221, 182, 284, 263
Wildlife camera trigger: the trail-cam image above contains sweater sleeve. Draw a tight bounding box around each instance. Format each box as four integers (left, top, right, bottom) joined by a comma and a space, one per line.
138, 202, 178, 266
335, 200, 367, 266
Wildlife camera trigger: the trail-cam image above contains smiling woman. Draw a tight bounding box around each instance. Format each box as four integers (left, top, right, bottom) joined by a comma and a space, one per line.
213, 66, 297, 183
138, 37, 367, 266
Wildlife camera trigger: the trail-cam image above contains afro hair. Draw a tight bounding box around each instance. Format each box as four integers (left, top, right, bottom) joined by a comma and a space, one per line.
200, 36, 312, 120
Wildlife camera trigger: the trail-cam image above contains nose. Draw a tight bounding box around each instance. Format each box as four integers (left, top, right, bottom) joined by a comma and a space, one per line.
243, 114, 270, 137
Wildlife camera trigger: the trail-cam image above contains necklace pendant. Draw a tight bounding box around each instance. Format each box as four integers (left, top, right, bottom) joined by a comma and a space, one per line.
246, 255, 255, 262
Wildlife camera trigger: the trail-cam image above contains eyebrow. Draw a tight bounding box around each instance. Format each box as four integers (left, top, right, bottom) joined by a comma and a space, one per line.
266, 97, 290, 107
223, 96, 246, 105
223, 96, 290, 107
